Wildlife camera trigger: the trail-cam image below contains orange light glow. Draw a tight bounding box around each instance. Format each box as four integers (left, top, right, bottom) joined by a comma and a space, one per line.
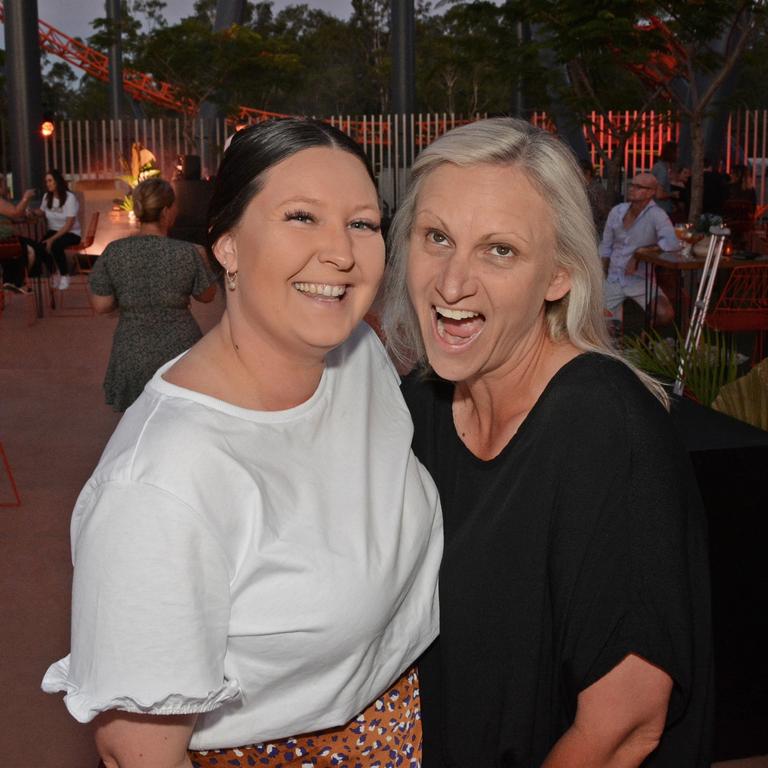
41, 121, 55, 138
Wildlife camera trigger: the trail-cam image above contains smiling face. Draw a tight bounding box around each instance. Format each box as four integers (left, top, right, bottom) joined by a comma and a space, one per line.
213, 146, 384, 361
44, 174, 57, 193
406, 162, 571, 383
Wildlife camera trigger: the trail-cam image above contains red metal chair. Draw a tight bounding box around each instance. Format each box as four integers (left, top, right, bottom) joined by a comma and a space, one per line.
57, 211, 100, 316
65, 210, 100, 274
706, 264, 768, 362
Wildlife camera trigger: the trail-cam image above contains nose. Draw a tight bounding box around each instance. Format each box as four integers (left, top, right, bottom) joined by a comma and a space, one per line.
435, 249, 475, 304
317, 224, 355, 271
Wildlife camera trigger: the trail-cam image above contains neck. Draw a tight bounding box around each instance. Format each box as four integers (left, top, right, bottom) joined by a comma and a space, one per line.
453, 330, 579, 460
211, 311, 326, 410
629, 199, 650, 216
139, 221, 167, 237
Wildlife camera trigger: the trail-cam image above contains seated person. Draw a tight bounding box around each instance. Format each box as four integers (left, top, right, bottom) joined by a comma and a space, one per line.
0, 187, 36, 292
600, 172, 680, 326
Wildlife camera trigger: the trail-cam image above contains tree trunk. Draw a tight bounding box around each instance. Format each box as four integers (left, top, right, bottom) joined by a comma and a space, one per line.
688, 111, 705, 224
605, 152, 624, 206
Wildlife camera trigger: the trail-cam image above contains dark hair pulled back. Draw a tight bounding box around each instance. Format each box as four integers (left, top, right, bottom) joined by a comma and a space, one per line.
206, 119, 376, 272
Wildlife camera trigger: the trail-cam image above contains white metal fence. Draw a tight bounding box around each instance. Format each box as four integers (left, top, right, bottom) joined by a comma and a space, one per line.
2, 109, 766, 211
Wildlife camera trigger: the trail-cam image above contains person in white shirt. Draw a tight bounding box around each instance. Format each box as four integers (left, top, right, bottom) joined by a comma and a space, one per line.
600, 172, 681, 327
25, 168, 82, 289
42, 119, 443, 768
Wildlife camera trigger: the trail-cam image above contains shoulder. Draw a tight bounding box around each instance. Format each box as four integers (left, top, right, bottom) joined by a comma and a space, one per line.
646, 201, 670, 220
329, 321, 401, 389
164, 236, 198, 253
607, 202, 627, 220
535, 353, 672, 449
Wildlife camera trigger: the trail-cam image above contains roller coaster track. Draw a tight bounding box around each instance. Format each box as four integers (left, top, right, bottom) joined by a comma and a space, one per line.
0, 4, 476, 146
0, 2, 282, 121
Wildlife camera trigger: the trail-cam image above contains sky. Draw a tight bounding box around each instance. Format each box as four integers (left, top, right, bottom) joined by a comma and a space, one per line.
2, 1, 354, 48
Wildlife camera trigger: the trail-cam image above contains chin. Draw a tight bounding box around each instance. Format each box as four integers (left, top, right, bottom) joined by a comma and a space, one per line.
302, 326, 358, 352
423, 346, 474, 383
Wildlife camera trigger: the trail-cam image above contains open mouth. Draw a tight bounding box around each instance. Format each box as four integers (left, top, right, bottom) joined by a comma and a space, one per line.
293, 282, 347, 300
433, 305, 485, 346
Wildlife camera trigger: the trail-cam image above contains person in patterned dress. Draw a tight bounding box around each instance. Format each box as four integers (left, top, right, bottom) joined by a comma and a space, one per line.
88, 178, 217, 410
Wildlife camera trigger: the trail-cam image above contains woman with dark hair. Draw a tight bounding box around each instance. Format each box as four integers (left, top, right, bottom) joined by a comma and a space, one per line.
383, 117, 712, 766
24, 168, 81, 289
88, 177, 217, 411
42, 119, 442, 767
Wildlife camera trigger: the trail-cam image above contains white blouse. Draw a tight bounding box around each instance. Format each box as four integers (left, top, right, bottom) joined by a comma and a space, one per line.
42, 324, 442, 750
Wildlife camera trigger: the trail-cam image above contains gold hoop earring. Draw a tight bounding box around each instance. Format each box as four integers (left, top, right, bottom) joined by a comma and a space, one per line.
225, 268, 238, 291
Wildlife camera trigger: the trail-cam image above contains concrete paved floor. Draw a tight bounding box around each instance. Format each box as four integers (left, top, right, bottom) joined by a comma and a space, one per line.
1, 285, 765, 767
0, 286, 224, 766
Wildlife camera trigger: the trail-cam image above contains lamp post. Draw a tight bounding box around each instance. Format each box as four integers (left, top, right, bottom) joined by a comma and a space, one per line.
5, 0, 44, 197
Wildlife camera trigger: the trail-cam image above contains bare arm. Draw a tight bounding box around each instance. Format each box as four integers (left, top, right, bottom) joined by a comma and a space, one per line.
0, 189, 35, 220
94, 711, 197, 768
541, 654, 672, 768
90, 293, 118, 314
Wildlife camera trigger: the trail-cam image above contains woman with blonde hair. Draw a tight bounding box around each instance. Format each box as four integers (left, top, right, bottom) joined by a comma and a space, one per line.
382, 117, 712, 766
88, 177, 217, 411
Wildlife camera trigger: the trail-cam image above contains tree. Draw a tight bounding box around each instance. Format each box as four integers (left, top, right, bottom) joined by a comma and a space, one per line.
132, 18, 301, 118
417, 2, 520, 114
349, 0, 390, 113
504, 0, 671, 203
628, 2, 764, 221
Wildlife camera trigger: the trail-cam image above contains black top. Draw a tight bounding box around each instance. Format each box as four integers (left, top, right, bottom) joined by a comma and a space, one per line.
403, 353, 713, 767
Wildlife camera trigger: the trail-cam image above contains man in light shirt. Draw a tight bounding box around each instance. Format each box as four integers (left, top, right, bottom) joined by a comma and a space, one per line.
600, 172, 681, 327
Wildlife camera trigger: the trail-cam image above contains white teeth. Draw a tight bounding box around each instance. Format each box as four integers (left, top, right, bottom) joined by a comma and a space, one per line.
434, 306, 479, 320
293, 282, 346, 297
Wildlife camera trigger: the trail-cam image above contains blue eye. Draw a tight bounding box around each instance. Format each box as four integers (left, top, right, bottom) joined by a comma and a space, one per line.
285, 209, 316, 223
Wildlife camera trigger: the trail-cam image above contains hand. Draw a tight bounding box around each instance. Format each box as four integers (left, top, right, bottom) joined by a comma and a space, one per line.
625, 256, 638, 276
22, 189, 35, 201
43, 238, 54, 253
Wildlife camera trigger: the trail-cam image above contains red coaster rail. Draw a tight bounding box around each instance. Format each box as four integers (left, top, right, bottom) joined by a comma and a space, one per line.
0, 2, 279, 119
0, 3, 475, 147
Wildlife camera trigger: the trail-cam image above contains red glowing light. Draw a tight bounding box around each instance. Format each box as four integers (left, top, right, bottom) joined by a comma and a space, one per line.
41, 121, 55, 138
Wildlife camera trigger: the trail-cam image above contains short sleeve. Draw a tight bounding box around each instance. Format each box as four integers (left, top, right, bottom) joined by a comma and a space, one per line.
88, 247, 114, 296
63, 192, 79, 219
549, 370, 707, 726
188, 245, 215, 296
41, 480, 240, 723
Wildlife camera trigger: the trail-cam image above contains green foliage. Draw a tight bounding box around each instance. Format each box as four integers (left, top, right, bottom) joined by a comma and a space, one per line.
622, 327, 740, 406
10, 0, 768, 122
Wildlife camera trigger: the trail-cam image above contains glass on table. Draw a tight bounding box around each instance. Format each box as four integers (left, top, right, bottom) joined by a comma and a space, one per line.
674, 222, 695, 259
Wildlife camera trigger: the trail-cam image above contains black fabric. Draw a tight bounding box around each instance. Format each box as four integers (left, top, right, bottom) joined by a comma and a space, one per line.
21, 231, 81, 277
403, 353, 713, 767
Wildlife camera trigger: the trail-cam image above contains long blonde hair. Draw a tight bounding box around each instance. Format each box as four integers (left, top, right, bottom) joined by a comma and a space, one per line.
380, 117, 668, 405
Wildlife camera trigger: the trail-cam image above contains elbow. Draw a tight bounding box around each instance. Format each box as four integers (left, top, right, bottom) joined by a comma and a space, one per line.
614, 719, 665, 766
